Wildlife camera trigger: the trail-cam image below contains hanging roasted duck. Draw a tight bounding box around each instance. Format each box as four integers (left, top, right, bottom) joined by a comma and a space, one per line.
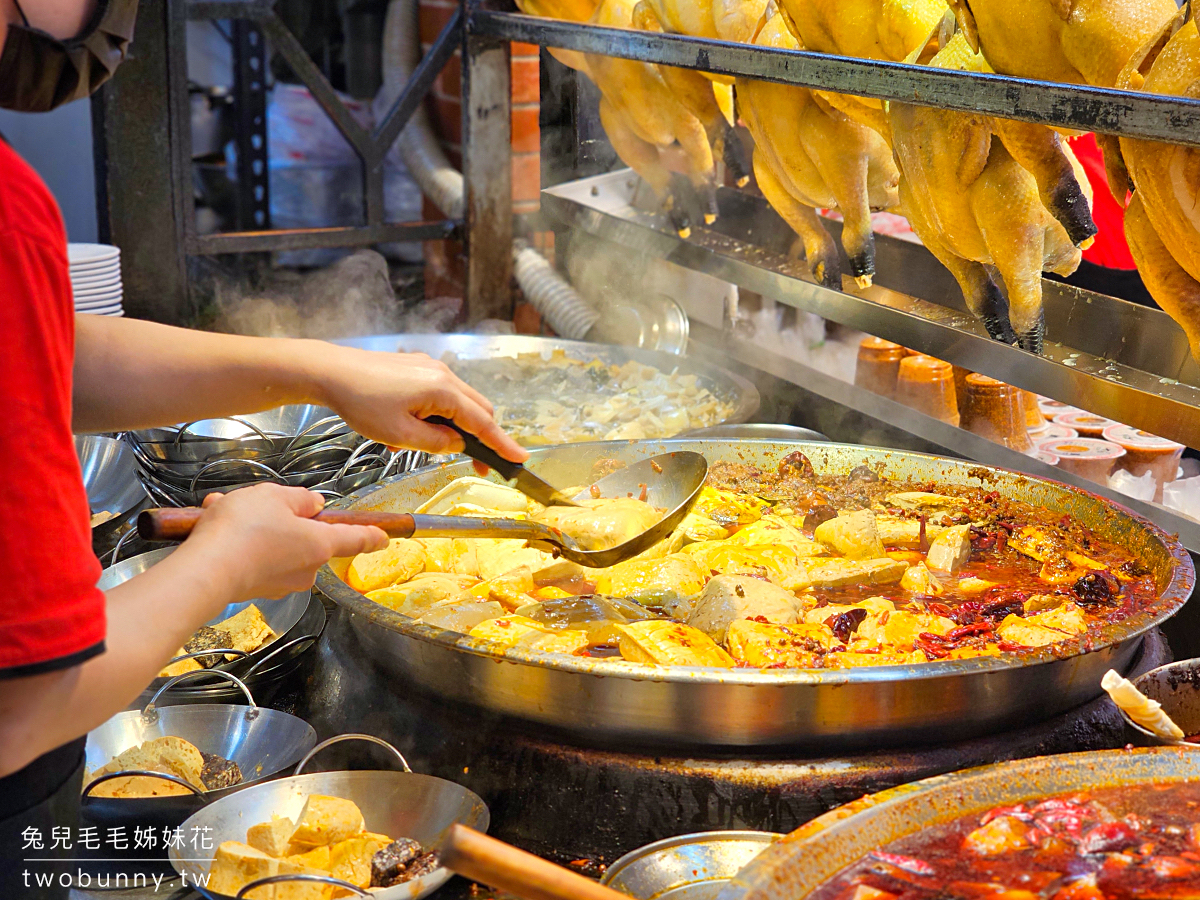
737, 5, 900, 288
1115, 4, 1200, 360
516, 0, 723, 236
947, 0, 1179, 198
889, 23, 1088, 352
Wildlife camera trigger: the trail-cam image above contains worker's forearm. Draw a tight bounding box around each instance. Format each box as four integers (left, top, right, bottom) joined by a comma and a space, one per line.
72, 314, 331, 433
0, 542, 240, 777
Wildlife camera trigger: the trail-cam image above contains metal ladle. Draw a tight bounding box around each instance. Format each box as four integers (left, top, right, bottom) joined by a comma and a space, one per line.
137, 451, 708, 568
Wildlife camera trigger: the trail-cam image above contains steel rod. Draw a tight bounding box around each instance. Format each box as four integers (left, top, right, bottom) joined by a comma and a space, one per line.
542, 170, 1200, 449
470, 9, 1200, 146
189, 221, 459, 254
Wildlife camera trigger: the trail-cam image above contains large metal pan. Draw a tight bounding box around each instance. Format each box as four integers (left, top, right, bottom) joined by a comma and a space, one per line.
172, 734, 490, 900
330, 333, 761, 432
100, 547, 310, 688
316, 440, 1193, 751
718, 747, 1200, 900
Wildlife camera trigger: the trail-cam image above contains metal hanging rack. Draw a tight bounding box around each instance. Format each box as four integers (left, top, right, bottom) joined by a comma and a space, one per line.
93, 0, 1200, 543
454, 0, 1200, 547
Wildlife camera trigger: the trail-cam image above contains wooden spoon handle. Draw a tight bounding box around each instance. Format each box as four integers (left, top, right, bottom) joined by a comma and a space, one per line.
137, 508, 418, 542
440, 825, 628, 900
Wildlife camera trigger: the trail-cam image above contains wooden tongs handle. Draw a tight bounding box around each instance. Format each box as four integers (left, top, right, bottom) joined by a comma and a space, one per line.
440, 825, 628, 900
138, 507, 418, 542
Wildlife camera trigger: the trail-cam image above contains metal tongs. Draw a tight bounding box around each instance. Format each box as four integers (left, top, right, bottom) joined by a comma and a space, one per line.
138, 451, 708, 568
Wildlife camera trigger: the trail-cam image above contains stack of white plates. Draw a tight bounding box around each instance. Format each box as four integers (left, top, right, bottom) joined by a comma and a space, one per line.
69, 243, 123, 316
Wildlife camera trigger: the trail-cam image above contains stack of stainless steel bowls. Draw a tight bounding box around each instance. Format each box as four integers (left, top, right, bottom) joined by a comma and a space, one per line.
125, 404, 425, 506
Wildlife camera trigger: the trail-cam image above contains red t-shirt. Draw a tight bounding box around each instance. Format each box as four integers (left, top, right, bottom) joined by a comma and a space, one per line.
0, 139, 105, 676
1068, 133, 1138, 271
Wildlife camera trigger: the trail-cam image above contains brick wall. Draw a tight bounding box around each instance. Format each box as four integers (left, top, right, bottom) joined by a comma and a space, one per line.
417, 0, 543, 311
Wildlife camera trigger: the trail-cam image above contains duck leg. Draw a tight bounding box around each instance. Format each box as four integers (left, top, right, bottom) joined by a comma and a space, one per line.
754, 148, 842, 289
991, 118, 1098, 245
599, 97, 694, 237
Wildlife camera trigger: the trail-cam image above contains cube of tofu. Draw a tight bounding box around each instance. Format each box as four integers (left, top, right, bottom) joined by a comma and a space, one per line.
416, 476, 532, 516
247, 816, 295, 858
667, 511, 730, 551
468, 616, 590, 655
1008, 526, 1061, 562
1028, 602, 1087, 635
276, 855, 335, 900
1022, 593, 1065, 614
727, 619, 838, 668
1039, 551, 1107, 585
468, 566, 537, 611
996, 615, 1073, 648
596, 554, 707, 606
208, 842, 278, 898
613, 621, 735, 667
856, 610, 954, 649
815, 510, 885, 560
679, 541, 780, 580
217, 604, 277, 654
533, 498, 661, 550
473, 541, 554, 582
875, 516, 947, 549
900, 562, 943, 597
347, 539, 427, 593
329, 833, 393, 889
963, 816, 1033, 856
686, 575, 801, 642
367, 573, 478, 616
782, 558, 907, 592
289, 795, 366, 849
729, 518, 826, 557
926, 525, 971, 573
286, 845, 331, 870
958, 577, 997, 594
801, 597, 895, 625
415, 537, 456, 573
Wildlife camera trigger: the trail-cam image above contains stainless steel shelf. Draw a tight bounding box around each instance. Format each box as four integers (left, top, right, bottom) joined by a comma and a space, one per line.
470, 9, 1200, 146
684, 321, 1200, 553
542, 169, 1200, 449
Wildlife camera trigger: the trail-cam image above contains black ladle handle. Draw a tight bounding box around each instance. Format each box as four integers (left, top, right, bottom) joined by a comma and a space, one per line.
425, 415, 522, 479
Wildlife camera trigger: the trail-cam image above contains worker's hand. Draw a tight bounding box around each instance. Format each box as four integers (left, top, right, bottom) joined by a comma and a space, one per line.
310, 346, 529, 475
181, 484, 389, 600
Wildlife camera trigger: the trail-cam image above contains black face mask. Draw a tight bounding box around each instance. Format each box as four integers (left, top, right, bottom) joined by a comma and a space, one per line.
0, 0, 138, 112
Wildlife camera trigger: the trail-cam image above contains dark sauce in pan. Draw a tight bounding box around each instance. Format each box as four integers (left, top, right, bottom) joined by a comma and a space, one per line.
810, 783, 1200, 900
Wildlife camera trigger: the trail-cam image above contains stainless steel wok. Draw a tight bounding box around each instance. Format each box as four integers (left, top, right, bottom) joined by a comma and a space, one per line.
76, 434, 145, 528
173, 734, 490, 900
83, 671, 316, 831
718, 747, 1200, 900
100, 547, 311, 687
315, 440, 1194, 750
330, 333, 762, 431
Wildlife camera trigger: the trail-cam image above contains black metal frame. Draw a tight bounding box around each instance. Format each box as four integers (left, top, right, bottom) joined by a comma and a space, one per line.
467, 8, 1200, 145
181, 0, 463, 257
99, 0, 1200, 325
